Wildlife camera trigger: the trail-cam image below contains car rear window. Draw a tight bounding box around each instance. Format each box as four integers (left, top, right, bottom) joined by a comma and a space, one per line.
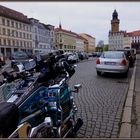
101, 52, 124, 59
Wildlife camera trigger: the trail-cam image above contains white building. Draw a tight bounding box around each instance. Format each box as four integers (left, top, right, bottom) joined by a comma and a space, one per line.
123, 33, 132, 49
109, 31, 126, 50
29, 18, 51, 52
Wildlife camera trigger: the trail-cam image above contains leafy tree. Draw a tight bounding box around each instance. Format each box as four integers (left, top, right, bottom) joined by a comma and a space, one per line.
103, 45, 109, 51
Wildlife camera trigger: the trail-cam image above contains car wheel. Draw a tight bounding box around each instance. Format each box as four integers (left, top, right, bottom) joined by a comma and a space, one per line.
97, 71, 101, 76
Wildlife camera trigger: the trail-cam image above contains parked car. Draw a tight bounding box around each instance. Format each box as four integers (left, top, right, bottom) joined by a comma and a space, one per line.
92, 52, 97, 57
96, 52, 102, 57
67, 53, 79, 64
0, 53, 6, 68
88, 53, 93, 57
96, 51, 129, 77
117, 49, 135, 67
124, 48, 136, 61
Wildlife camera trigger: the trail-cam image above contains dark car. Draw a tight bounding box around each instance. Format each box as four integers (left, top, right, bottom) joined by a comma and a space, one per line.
96, 52, 102, 57
117, 49, 135, 67
0, 53, 6, 68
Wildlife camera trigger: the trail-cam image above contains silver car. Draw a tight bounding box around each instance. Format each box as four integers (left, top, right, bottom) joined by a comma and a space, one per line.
96, 51, 129, 77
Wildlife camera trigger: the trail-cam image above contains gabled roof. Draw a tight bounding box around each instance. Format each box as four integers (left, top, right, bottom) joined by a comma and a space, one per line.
55, 28, 77, 37
127, 30, 140, 36
0, 5, 30, 24
79, 33, 95, 39
55, 28, 89, 41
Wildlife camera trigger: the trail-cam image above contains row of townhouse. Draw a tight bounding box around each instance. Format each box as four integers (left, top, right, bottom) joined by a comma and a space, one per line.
55, 25, 96, 53
0, 5, 55, 57
0, 5, 96, 58
109, 9, 140, 51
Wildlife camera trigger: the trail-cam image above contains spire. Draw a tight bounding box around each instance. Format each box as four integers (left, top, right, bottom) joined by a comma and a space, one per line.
112, 9, 118, 20
59, 21, 62, 29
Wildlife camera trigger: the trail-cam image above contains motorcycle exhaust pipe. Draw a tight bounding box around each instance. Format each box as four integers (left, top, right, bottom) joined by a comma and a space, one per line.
73, 118, 83, 134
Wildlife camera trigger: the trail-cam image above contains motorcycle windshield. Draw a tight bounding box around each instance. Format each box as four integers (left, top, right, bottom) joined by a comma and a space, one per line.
2, 82, 18, 102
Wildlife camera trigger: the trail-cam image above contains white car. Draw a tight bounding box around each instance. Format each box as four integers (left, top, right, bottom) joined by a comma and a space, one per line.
96, 51, 129, 77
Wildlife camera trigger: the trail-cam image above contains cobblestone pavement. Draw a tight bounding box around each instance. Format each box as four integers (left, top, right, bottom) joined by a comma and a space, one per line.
69, 57, 133, 138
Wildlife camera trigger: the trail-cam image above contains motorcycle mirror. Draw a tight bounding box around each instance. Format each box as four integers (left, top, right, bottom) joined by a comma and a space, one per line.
73, 84, 82, 93
73, 64, 77, 68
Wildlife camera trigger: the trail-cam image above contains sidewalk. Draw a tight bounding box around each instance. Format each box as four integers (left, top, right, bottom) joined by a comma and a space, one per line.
119, 54, 140, 138
131, 54, 140, 138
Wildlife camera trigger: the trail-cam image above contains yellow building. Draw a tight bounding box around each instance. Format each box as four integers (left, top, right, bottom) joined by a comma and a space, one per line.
79, 33, 96, 53
55, 25, 77, 52
0, 5, 33, 58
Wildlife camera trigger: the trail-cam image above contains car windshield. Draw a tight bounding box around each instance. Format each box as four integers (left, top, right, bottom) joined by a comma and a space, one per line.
101, 52, 124, 59
12, 51, 28, 59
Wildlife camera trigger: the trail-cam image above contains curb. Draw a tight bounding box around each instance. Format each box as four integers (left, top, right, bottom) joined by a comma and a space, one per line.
119, 57, 137, 138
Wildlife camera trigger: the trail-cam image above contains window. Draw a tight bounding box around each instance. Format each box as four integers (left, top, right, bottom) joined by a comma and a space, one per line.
3, 28, 6, 35
16, 22, 18, 28
30, 34, 32, 39
12, 30, 15, 37
7, 20, 10, 26
16, 31, 18, 37
23, 25, 25, 30
13, 40, 15, 46
11, 21, 14, 27
20, 41, 22, 47
3, 39, 6, 45
23, 33, 25, 39
7, 29, 10, 36
24, 41, 26, 47
17, 40, 19, 46
8, 40, 11, 46
20, 23, 22, 29
27, 34, 29, 39
20, 32, 22, 38
2, 18, 5, 25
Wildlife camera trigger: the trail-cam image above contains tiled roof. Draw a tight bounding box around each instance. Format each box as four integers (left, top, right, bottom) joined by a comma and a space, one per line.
55, 27, 88, 41
127, 30, 140, 36
0, 5, 30, 23
80, 33, 95, 39
55, 28, 77, 37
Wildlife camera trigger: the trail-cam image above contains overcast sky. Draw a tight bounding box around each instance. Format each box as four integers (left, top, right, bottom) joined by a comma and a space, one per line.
1, 2, 140, 44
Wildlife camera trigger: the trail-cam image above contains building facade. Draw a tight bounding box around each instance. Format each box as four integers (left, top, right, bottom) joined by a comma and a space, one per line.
0, 5, 33, 58
43, 24, 55, 51
75, 35, 85, 52
79, 33, 96, 53
55, 25, 77, 52
127, 30, 140, 50
123, 33, 132, 49
29, 18, 55, 53
109, 31, 126, 50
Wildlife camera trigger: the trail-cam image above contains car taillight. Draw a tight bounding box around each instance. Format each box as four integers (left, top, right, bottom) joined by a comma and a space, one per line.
96, 59, 100, 64
121, 59, 127, 65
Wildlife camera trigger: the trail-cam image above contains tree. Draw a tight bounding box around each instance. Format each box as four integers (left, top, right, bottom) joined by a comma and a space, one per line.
103, 44, 109, 51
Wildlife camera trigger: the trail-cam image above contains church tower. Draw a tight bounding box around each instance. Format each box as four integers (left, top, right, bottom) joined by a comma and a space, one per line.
111, 9, 120, 33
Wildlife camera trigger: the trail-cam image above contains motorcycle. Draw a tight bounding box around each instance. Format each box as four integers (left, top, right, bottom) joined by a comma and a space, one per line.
0, 76, 83, 138
0, 51, 83, 138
